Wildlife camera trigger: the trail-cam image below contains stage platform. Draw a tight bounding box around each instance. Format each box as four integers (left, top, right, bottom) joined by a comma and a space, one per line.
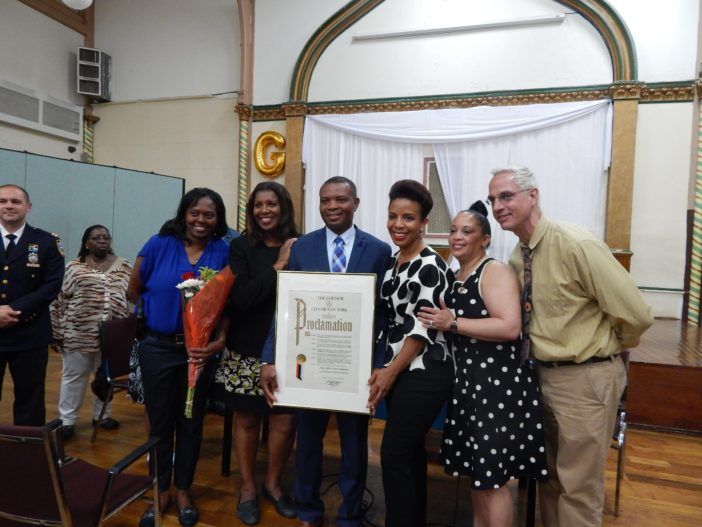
628, 319, 702, 433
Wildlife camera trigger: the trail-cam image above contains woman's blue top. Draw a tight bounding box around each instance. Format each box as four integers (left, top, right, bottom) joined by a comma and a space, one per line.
138, 234, 229, 334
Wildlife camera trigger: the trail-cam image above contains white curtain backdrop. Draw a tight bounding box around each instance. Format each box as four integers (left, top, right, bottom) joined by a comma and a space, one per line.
302, 121, 423, 246
302, 100, 612, 259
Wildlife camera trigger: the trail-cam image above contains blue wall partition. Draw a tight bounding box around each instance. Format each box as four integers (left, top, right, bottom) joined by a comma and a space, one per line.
0, 147, 184, 262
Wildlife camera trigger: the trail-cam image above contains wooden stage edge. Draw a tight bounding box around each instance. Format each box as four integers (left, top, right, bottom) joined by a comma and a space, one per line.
628, 319, 702, 433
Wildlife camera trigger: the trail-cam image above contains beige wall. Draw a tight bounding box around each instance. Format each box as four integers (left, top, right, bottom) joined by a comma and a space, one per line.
630, 102, 693, 318
92, 96, 239, 227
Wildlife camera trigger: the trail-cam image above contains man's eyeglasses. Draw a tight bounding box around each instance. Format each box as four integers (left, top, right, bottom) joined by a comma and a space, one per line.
89, 235, 112, 241
486, 189, 531, 206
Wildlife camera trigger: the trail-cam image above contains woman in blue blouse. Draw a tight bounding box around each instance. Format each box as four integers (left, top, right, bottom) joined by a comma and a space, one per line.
128, 188, 230, 527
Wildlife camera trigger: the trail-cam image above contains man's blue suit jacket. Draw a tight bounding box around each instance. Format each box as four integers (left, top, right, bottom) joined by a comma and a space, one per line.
261, 226, 391, 369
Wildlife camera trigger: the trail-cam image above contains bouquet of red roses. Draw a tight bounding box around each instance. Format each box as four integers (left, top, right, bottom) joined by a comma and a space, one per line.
176, 266, 235, 417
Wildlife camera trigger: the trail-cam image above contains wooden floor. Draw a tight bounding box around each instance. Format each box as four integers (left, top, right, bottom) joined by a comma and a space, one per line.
1, 341, 701, 526
632, 318, 702, 366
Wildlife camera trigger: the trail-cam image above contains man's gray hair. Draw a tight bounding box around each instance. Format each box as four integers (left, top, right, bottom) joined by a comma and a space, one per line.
490, 166, 539, 191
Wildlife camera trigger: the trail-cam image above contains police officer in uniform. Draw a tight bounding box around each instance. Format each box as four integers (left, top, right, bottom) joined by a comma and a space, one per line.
0, 184, 64, 425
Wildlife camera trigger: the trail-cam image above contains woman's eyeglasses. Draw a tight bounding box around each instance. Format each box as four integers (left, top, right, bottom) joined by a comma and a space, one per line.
89, 235, 112, 241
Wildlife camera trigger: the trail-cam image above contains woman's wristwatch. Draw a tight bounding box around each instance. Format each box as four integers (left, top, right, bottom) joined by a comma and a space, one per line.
449, 318, 458, 333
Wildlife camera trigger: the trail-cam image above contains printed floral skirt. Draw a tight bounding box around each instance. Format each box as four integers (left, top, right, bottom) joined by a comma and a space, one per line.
211, 348, 290, 414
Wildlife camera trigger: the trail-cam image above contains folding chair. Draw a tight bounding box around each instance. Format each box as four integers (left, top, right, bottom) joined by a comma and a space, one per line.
91, 315, 137, 443
0, 419, 159, 527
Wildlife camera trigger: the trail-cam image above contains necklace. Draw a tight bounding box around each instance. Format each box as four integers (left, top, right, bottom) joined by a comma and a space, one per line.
88, 254, 110, 272
457, 253, 487, 282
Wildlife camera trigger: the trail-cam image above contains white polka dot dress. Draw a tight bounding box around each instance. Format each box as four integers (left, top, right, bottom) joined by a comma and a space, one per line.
439, 259, 548, 488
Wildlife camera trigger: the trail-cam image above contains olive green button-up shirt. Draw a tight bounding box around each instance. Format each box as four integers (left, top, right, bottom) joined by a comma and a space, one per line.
509, 216, 653, 363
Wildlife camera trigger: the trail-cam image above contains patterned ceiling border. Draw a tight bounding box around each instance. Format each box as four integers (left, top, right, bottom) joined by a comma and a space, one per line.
253, 81, 695, 121
288, 0, 637, 104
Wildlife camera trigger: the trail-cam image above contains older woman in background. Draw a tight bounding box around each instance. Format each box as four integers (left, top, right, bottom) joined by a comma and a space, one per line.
128, 188, 230, 527
367, 179, 453, 527
51, 224, 131, 440
212, 181, 299, 525
418, 201, 547, 527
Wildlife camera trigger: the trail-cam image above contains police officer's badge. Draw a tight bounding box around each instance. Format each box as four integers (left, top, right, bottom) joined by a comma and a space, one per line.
27, 244, 40, 267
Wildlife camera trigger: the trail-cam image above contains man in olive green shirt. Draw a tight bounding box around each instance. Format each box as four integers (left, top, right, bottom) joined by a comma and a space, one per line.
488, 166, 653, 527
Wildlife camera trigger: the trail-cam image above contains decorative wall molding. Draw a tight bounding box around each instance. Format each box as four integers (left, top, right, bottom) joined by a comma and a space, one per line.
609, 81, 644, 100
640, 82, 697, 103
236, 103, 253, 121
289, 0, 383, 101
252, 81, 696, 121
288, 0, 637, 103
307, 89, 610, 114
253, 106, 286, 121
282, 102, 308, 118
557, 1, 637, 80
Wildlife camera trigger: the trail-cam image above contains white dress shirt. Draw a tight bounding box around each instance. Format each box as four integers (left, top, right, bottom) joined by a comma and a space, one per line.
0, 223, 26, 249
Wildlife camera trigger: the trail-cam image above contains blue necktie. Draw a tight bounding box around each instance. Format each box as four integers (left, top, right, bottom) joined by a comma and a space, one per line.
331, 236, 346, 273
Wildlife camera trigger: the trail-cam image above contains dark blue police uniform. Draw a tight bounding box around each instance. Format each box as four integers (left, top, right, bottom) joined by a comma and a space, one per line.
0, 224, 65, 425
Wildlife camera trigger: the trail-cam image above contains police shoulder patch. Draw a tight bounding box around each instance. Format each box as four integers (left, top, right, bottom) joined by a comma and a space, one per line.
53, 235, 65, 256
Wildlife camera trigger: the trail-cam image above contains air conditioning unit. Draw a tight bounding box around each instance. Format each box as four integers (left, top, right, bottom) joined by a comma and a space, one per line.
77, 47, 111, 102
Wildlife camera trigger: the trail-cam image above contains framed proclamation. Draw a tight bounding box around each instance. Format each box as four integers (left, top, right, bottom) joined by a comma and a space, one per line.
273, 271, 376, 414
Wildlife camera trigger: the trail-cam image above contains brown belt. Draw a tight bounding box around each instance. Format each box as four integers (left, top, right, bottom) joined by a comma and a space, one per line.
536, 354, 619, 368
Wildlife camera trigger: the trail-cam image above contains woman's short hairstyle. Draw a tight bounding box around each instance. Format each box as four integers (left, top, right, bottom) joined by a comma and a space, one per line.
245, 181, 299, 244
459, 200, 491, 248
388, 179, 433, 219
78, 224, 113, 261
159, 187, 229, 242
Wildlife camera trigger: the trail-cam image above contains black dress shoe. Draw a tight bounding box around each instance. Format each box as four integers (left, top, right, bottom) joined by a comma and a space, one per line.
139, 506, 156, 527
139, 496, 170, 527
178, 505, 199, 527
60, 425, 75, 440
92, 417, 120, 430
236, 497, 260, 526
261, 485, 297, 519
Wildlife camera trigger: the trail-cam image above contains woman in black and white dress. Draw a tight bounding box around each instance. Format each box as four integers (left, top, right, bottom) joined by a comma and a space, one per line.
367, 179, 453, 527
418, 201, 547, 527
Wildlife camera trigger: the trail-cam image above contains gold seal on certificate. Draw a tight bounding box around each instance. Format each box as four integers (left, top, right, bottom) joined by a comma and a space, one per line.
274, 271, 376, 414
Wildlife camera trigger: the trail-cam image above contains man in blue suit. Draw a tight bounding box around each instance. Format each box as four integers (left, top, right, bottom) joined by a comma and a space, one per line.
260, 176, 391, 527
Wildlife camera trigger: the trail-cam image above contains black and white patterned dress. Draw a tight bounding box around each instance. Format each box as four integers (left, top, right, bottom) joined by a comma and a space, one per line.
380, 246, 451, 370
440, 258, 548, 489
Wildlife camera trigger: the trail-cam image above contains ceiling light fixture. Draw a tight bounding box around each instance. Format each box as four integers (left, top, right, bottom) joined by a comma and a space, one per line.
61, 0, 94, 11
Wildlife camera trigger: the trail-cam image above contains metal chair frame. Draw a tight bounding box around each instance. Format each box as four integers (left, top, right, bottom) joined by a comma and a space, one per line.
91, 316, 137, 443
0, 419, 160, 526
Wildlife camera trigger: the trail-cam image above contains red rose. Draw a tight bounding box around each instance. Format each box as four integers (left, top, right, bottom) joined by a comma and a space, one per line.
181, 271, 196, 280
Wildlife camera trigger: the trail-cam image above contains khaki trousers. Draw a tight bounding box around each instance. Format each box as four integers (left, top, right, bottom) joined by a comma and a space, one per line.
536, 356, 626, 527
59, 350, 111, 426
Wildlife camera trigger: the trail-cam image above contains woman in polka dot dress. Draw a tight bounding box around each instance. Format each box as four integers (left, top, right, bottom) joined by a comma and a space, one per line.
418, 201, 547, 527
